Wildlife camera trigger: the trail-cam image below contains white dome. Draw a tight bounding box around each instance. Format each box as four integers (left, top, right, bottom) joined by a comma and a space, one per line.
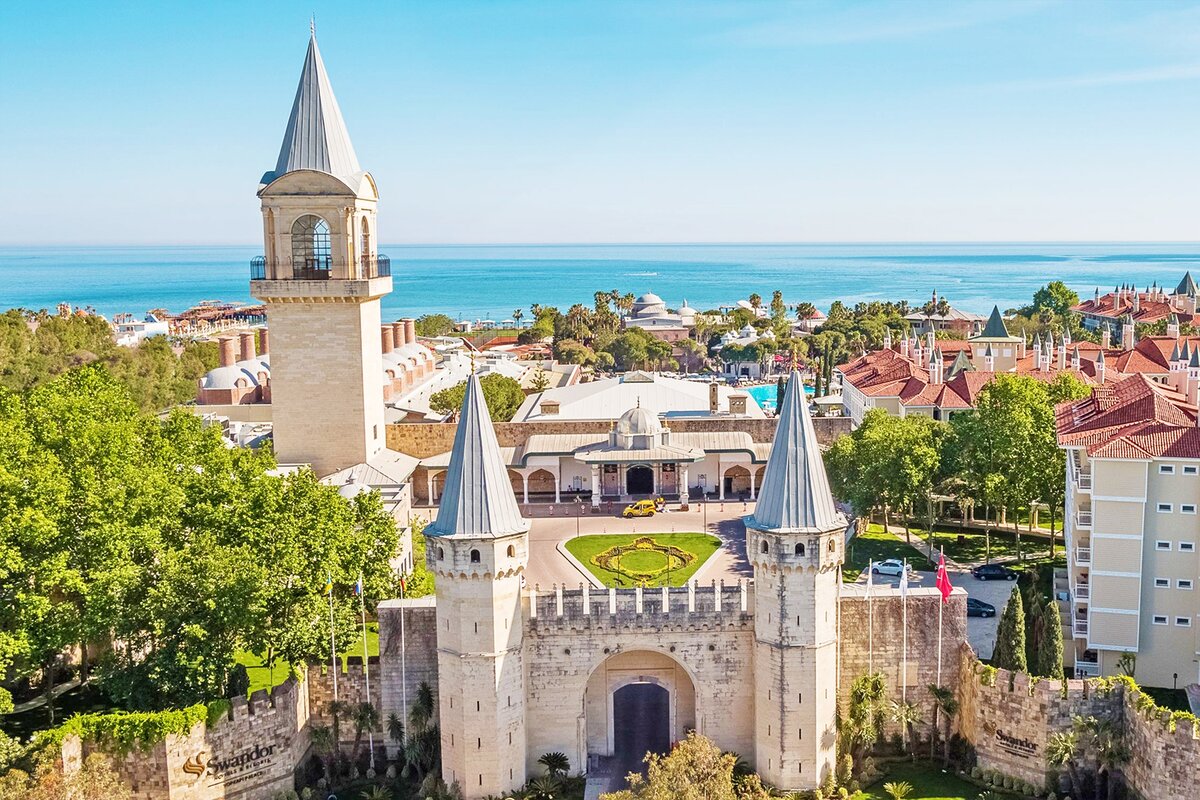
740, 323, 756, 336
616, 405, 662, 437
337, 474, 371, 500
201, 365, 259, 390
635, 292, 663, 305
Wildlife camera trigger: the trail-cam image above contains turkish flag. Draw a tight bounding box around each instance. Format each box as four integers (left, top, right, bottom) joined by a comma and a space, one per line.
935, 552, 953, 603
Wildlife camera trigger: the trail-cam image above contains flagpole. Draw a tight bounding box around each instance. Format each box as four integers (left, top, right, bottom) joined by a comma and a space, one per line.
937, 547, 944, 687
901, 558, 908, 705
328, 576, 339, 702
867, 560, 874, 675
359, 573, 375, 772
400, 574, 408, 726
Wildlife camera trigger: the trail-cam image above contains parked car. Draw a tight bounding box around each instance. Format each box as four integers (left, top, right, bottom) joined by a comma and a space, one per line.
871, 559, 911, 577
622, 499, 657, 518
966, 597, 997, 618
971, 563, 1020, 581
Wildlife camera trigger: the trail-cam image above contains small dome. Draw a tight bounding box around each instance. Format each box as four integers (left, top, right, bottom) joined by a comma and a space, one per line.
635, 292, 663, 305
337, 474, 371, 500
616, 405, 662, 437
201, 365, 258, 390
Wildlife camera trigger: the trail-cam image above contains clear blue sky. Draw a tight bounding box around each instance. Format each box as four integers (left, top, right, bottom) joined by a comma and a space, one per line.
1, 1, 1198, 245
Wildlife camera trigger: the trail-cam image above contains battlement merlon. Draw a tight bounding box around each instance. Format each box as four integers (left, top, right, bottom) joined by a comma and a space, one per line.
525, 581, 754, 626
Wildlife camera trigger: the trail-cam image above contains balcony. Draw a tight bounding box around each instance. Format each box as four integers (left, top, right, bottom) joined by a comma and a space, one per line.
1074, 659, 1100, 677
248, 254, 390, 281
1075, 546, 1091, 565
1076, 510, 1093, 529
1073, 618, 1089, 637
1075, 469, 1092, 491
1075, 583, 1090, 601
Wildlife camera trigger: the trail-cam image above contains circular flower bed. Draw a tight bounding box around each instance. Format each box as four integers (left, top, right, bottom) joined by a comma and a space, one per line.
591, 536, 696, 583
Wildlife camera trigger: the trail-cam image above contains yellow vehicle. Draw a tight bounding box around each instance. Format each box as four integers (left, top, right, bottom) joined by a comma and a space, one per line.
622, 499, 657, 518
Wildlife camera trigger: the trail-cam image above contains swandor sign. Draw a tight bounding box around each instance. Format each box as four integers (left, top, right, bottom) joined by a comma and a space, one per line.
183, 743, 278, 790
994, 729, 1038, 759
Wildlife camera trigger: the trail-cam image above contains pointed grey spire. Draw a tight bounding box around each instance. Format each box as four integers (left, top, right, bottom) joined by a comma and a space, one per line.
746, 371, 844, 533
1170, 341, 1181, 363
268, 33, 362, 183
1191, 347, 1200, 369
979, 306, 1010, 338
1182, 340, 1192, 363
427, 372, 529, 539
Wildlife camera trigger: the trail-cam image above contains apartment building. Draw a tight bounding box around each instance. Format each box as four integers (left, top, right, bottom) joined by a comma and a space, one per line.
1057, 362, 1200, 687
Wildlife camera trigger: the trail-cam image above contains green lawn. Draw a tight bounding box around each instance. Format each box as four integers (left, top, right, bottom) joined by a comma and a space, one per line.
858, 762, 1016, 799
233, 623, 379, 696
843, 526, 936, 582
565, 533, 721, 587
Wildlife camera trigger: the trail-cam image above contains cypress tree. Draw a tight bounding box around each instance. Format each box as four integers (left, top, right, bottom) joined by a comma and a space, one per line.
776, 376, 785, 410
1036, 598, 1064, 679
993, 586, 1028, 672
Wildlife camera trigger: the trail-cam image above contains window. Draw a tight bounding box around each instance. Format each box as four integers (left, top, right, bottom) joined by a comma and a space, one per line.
1158, 503, 1173, 513
1177, 617, 1192, 627
1182, 542, 1196, 552
1160, 464, 1176, 475
794, 543, 805, 556
1155, 578, 1170, 588
506, 544, 516, 558
761, 540, 769, 554
290, 215, 331, 278
1184, 466, 1198, 475
361, 216, 371, 264
828, 539, 836, 553
470, 549, 481, 563
1183, 505, 1197, 514
437, 547, 444, 560
1156, 541, 1172, 551
1152, 615, 1168, 625
1179, 580, 1194, 590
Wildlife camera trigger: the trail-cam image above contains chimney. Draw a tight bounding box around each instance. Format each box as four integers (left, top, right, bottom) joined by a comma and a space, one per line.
391, 322, 406, 347
984, 343, 995, 372
728, 394, 748, 415
1167, 315, 1180, 339
709, 381, 720, 414
929, 348, 942, 385
1071, 346, 1080, 371
1188, 348, 1200, 408
1122, 318, 1135, 351
381, 325, 395, 354
1101, 325, 1111, 349
402, 318, 417, 346
1019, 330, 1027, 359
1057, 341, 1066, 371
218, 336, 237, 368
1096, 350, 1106, 383
883, 328, 892, 350
900, 336, 909, 358
926, 330, 935, 353
239, 331, 256, 362
257, 327, 269, 355
1133, 291, 1140, 313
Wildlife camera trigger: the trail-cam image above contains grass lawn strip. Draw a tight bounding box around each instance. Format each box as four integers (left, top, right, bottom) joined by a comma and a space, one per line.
234, 623, 380, 695
857, 762, 1020, 799
564, 533, 720, 588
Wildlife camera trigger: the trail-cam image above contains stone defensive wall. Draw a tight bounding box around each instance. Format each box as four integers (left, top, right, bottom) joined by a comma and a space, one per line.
956, 650, 1200, 800
62, 677, 310, 800
526, 581, 754, 628
306, 657, 383, 746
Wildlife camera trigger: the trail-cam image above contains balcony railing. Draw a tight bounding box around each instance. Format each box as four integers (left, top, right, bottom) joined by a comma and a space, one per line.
1076, 546, 1091, 565
1073, 618, 1089, 637
248, 255, 390, 280
1074, 659, 1100, 677
1075, 583, 1090, 600
1076, 469, 1092, 490
1076, 510, 1093, 529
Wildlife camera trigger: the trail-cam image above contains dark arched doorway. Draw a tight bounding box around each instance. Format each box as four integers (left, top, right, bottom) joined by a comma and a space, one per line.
626, 465, 654, 495
613, 683, 670, 777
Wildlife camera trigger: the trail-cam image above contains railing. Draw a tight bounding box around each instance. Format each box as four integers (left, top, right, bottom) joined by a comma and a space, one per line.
1074, 659, 1100, 677
1076, 510, 1093, 529
1076, 470, 1092, 490
248, 255, 389, 280
1076, 546, 1091, 565
1075, 583, 1090, 600
1073, 618, 1089, 637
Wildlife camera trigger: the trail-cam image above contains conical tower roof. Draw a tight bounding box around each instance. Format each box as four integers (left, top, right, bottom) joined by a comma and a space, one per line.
427, 372, 529, 539
746, 371, 844, 534
947, 349, 974, 378
1175, 271, 1198, 297
976, 306, 1012, 339
266, 32, 361, 184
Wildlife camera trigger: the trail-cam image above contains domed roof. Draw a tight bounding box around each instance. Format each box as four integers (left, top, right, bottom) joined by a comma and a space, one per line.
201, 365, 259, 390
635, 292, 664, 305
396, 342, 434, 362
616, 405, 662, 437
236, 357, 270, 376
337, 474, 371, 500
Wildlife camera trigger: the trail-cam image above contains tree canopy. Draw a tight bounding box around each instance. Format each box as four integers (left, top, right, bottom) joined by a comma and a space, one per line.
413, 314, 456, 338
429, 373, 525, 421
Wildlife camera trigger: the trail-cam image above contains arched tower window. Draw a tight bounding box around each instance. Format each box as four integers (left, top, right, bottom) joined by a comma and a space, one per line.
437, 547, 445, 561
506, 545, 516, 558
360, 216, 371, 266
470, 549, 481, 563
760, 540, 769, 554
794, 543, 805, 556
828, 539, 836, 553
290, 215, 331, 279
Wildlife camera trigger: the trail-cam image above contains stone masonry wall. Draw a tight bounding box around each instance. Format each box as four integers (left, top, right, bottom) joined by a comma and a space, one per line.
376, 599, 439, 756
306, 658, 383, 747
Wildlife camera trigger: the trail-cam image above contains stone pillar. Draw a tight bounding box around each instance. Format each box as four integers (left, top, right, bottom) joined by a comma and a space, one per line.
522, 472, 530, 505
750, 469, 757, 500
680, 465, 690, 506
718, 464, 726, 501
553, 471, 560, 504
239, 330, 256, 361
590, 465, 601, 508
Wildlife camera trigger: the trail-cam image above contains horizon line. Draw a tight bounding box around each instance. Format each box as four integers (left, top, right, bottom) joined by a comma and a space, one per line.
3, 239, 1200, 249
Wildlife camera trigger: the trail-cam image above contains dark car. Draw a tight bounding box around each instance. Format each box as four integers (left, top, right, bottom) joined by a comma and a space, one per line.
967, 597, 997, 617
972, 563, 1020, 581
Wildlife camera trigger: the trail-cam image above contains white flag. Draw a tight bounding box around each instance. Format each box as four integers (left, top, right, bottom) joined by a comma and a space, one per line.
899, 561, 908, 598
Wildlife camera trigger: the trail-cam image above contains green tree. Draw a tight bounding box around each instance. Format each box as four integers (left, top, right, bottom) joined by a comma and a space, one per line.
926, 684, 959, 767
538, 751, 571, 778
889, 700, 921, 762
1035, 598, 1064, 679
769, 290, 786, 321
413, 313, 456, 337
604, 329, 653, 371
529, 366, 551, 393
429, 374, 525, 421
993, 586, 1028, 672
883, 781, 913, 800
600, 732, 736, 800
1031, 281, 1080, 317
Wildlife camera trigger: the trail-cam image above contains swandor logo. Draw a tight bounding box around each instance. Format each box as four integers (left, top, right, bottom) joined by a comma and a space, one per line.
182, 753, 207, 777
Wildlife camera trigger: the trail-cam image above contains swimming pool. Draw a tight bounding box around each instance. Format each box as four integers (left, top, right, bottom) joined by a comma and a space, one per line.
744, 381, 813, 413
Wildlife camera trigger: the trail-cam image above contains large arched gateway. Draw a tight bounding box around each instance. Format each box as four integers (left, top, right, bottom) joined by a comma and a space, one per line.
583, 650, 696, 777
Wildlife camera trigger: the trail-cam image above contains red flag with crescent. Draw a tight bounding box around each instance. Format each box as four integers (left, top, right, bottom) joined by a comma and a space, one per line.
936, 551, 953, 603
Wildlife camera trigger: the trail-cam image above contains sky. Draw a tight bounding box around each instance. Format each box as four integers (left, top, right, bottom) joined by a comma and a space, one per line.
0, 1, 1198, 245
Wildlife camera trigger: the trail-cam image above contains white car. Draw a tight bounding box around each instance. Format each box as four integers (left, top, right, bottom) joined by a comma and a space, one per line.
871, 559, 911, 577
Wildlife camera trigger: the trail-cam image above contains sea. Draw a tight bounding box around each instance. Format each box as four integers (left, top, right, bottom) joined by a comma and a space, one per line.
1, 243, 1198, 322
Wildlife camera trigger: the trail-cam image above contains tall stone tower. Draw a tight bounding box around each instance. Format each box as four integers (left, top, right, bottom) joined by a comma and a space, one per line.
252, 32, 390, 476
746, 370, 847, 790
425, 372, 529, 799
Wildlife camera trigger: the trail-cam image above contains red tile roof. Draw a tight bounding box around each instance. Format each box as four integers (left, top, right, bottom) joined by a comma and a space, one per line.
1056, 373, 1200, 459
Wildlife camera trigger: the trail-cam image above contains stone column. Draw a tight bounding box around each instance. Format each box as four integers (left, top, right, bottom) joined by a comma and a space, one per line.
718, 463, 726, 501
522, 472, 530, 504
591, 465, 601, 508
680, 464, 690, 505
749, 469, 756, 500
553, 470, 561, 504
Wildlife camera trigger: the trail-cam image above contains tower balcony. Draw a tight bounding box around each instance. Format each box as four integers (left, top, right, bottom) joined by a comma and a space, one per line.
249, 254, 391, 281
249, 255, 392, 302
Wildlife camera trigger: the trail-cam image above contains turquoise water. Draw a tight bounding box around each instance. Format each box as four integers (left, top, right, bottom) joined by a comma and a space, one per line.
745, 382, 814, 413
1, 243, 1197, 320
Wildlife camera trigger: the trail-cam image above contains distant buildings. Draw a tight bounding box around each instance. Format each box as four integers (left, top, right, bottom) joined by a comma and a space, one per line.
622, 291, 697, 345
903, 292, 987, 336
1070, 273, 1199, 332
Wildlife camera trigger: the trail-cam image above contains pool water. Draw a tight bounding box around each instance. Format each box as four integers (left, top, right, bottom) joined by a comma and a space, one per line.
744, 381, 814, 413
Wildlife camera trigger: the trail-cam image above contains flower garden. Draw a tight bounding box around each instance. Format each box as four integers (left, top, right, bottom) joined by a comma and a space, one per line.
564, 533, 721, 588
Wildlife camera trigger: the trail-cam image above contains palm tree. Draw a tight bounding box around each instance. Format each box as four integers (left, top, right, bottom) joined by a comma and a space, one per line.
538, 751, 570, 778
1081, 716, 1128, 800
883, 780, 913, 800
1046, 729, 1085, 800
310, 723, 336, 788
749, 293, 762, 312
403, 682, 439, 781
513, 309, 523, 327
329, 698, 352, 772
889, 700, 921, 762
350, 701, 381, 767
528, 774, 560, 800
926, 684, 959, 767
360, 787, 391, 800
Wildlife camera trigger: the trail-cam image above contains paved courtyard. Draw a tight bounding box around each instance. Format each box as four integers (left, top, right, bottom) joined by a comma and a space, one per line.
415, 499, 1003, 657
